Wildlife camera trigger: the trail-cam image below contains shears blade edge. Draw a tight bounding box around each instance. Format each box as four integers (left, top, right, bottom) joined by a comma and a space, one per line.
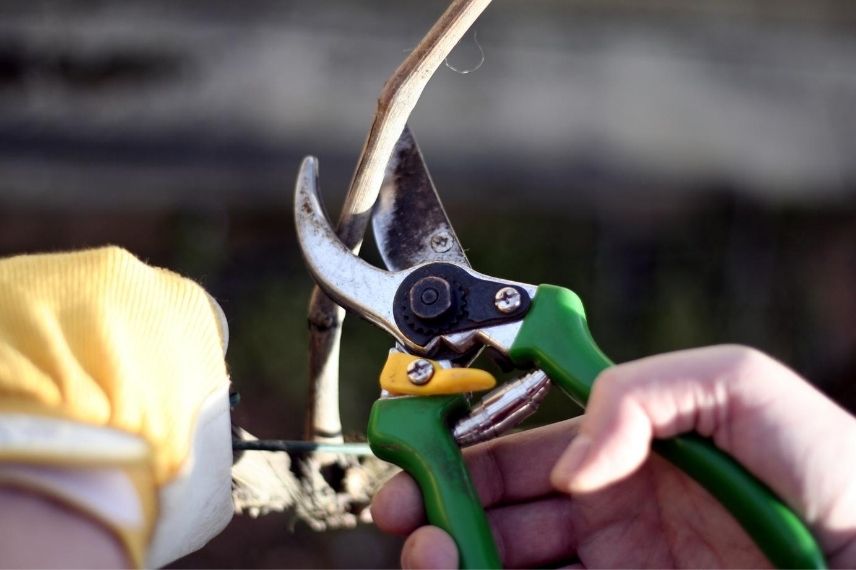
373, 125, 470, 272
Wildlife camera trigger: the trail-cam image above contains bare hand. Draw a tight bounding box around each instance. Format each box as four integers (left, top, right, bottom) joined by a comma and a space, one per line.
372, 346, 856, 568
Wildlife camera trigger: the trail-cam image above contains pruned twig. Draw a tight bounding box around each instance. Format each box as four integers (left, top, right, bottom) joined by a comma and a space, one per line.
305, 0, 493, 448
231, 0, 493, 532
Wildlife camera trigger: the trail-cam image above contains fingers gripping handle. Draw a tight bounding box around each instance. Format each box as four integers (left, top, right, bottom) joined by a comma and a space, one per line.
508, 285, 826, 570
368, 396, 501, 569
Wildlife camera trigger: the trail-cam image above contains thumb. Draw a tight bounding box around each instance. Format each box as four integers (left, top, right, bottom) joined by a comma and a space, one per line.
547, 345, 856, 564
550, 345, 747, 493
549, 345, 841, 499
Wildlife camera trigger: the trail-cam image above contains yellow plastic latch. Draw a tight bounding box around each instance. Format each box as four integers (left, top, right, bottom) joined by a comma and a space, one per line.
380, 351, 496, 396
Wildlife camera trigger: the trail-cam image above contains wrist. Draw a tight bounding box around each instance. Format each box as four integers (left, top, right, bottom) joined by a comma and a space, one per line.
0, 456, 156, 567
0, 487, 129, 568
0, 385, 234, 568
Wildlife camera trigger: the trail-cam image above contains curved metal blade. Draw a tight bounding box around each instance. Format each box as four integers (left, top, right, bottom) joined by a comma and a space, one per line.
294, 157, 408, 343
373, 126, 470, 271
295, 155, 535, 360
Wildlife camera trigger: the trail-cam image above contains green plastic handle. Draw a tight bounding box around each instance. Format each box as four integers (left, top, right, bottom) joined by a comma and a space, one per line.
368, 395, 502, 569
508, 284, 826, 569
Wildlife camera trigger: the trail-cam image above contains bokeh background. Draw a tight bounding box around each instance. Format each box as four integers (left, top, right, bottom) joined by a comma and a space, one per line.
2, 1, 855, 567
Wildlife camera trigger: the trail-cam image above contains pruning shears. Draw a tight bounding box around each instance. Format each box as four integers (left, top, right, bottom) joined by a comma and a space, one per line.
294, 127, 826, 569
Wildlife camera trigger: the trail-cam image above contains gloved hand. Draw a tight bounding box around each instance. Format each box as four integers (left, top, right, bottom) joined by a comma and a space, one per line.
0, 246, 233, 567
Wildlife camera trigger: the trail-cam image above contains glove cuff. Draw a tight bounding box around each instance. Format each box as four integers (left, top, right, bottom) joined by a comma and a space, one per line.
0, 422, 156, 567
0, 382, 233, 567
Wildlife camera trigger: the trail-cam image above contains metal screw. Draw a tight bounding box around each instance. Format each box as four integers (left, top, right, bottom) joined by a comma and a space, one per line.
494, 286, 521, 314
406, 358, 434, 385
429, 230, 453, 253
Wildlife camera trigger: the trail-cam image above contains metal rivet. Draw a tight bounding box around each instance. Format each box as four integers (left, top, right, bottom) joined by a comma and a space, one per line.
429, 230, 453, 253
406, 358, 434, 385
409, 276, 452, 320
421, 288, 439, 305
494, 286, 521, 314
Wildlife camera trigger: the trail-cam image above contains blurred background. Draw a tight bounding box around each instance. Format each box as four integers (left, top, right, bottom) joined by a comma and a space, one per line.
2, 0, 855, 567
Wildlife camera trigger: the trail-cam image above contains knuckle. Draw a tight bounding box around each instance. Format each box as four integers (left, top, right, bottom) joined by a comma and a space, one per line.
590, 365, 639, 411
720, 344, 778, 382
471, 441, 506, 505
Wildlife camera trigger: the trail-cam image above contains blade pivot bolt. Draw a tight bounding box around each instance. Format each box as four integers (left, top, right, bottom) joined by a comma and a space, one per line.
407, 358, 435, 385
421, 289, 439, 304
409, 276, 453, 319
495, 286, 522, 314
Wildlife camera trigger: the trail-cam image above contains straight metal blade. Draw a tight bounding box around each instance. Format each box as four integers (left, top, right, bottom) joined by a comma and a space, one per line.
373, 126, 470, 271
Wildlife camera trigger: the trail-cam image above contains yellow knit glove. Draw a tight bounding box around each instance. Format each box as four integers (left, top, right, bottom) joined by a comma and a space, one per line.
0, 246, 233, 567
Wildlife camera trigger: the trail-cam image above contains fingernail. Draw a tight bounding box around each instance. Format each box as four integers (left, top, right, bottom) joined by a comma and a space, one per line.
551, 433, 592, 491
429, 544, 459, 569
402, 528, 458, 569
